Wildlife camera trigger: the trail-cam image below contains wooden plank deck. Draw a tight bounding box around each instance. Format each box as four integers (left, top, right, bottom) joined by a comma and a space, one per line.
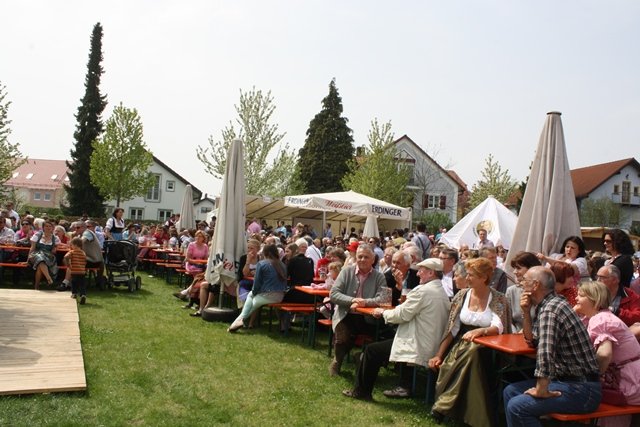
0, 289, 86, 395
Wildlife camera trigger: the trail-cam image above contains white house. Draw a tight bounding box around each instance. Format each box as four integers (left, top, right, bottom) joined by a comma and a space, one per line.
105, 156, 205, 222
393, 135, 467, 223
194, 195, 216, 222
571, 157, 640, 230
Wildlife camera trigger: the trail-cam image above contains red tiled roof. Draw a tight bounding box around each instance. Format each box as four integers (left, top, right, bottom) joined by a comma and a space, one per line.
5, 158, 69, 190
446, 170, 468, 192
570, 158, 639, 198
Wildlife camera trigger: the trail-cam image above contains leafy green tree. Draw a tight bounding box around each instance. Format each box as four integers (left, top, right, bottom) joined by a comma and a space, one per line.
416, 211, 453, 235
341, 119, 410, 206
196, 87, 297, 196
0, 81, 26, 202
469, 154, 518, 209
298, 79, 354, 193
64, 22, 107, 217
579, 197, 627, 227
90, 104, 155, 206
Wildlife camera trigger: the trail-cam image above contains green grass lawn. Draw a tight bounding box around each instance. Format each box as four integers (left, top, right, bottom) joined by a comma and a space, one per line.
0, 272, 444, 426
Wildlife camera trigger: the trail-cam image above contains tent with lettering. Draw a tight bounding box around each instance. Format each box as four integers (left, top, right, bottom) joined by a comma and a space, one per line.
284, 190, 411, 220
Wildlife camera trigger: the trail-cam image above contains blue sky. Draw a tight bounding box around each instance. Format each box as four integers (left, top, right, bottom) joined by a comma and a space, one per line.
1, 1, 638, 197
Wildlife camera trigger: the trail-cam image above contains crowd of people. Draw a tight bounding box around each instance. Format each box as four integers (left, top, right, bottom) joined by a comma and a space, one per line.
190, 217, 640, 427
3, 203, 640, 426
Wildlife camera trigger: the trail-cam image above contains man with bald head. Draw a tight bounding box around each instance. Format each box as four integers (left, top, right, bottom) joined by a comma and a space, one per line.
503, 266, 601, 426
384, 250, 419, 306
329, 244, 387, 376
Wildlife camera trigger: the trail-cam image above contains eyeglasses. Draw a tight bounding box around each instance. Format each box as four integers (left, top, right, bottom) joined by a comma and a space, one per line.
603, 239, 613, 244
21, 222, 30, 226
596, 275, 610, 280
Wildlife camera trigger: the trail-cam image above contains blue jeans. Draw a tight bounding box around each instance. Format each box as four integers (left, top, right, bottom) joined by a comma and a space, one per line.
238, 291, 284, 320
503, 379, 601, 427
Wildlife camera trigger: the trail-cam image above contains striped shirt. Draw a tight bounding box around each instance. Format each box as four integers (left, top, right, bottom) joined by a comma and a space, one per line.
67, 249, 87, 275
532, 292, 599, 380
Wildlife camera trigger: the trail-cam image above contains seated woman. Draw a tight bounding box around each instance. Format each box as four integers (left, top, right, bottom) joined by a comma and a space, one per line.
122, 223, 139, 243
452, 261, 469, 290
603, 229, 635, 288
184, 230, 209, 274
228, 244, 287, 332
505, 252, 541, 332
552, 262, 578, 306
28, 220, 60, 290
237, 239, 261, 302
537, 235, 590, 283
14, 220, 34, 246
574, 281, 640, 426
428, 258, 511, 427
281, 241, 315, 305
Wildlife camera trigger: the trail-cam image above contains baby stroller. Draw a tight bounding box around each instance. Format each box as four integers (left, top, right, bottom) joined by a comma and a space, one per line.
103, 240, 142, 292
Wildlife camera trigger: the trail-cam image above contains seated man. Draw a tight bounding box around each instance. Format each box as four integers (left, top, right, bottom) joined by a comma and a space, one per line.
503, 266, 601, 426
342, 258, 450, 400
329, 244, 386, 376
480, 247, 507, 294
384, 250, 419, 306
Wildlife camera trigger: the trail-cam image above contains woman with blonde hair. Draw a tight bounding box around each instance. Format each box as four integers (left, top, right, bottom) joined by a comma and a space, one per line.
428, 257, 511, 426
574, 281, 640, 426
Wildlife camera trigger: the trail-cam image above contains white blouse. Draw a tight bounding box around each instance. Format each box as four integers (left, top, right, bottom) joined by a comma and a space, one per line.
451, 290, 504, 337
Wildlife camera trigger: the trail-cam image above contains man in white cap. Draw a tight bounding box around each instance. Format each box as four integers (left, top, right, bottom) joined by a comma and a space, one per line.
342, 258, 451, 400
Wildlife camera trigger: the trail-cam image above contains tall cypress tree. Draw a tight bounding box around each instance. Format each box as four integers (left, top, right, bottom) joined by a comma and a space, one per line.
64, 23, 107, 217
297, 79, 354, 193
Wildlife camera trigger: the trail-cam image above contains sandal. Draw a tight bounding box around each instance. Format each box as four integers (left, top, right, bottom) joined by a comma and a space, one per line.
190, 311, 201, 317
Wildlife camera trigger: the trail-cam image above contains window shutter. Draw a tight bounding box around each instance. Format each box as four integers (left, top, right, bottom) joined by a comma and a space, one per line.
422, 194, 429, 209
439, 195, 447, 210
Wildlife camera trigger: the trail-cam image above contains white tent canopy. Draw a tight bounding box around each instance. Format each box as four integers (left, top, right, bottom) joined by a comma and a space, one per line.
284, 190, 411, 221
439, 196, 518, 249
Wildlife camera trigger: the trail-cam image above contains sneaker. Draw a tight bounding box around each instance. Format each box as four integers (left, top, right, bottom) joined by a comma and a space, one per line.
342, 389, 373, 401
79, 295, 86, 305
382, 386, 411, 398
70, 294, 77, 299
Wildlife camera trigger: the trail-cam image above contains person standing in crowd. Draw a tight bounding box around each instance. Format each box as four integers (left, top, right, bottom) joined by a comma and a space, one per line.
503, 266, 601, 426
104, 207, 125, 241
603, 229, 635, 288
412, 222, 432, 259
472, 228, 494, 250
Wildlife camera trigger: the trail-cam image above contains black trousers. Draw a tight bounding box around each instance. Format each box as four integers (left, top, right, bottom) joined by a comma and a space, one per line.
353, 338, 414, 397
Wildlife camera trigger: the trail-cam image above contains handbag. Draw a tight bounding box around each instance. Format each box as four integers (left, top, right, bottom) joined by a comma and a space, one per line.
600, 355, 640, 406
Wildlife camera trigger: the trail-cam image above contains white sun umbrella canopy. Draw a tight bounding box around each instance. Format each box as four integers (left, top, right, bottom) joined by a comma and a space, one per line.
362, 215, 379, 240
205, 139, 247, 308
176, 184, 196, 232
505, 112, 581, 269
439, 196, 518, 250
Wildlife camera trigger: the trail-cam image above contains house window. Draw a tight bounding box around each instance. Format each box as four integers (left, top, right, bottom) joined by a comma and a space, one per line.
422, 194, 446, 210
405, 164, 415, 186
34, 192, 41, 201
613, 184, 620, 194
634, 186, 639, 197
146, 174, 161, 202
166, 180, 175, 192
44, 192, 52, 201
200, 207, 212, 214
129, 208, 144, 220
158, 210, 172, 222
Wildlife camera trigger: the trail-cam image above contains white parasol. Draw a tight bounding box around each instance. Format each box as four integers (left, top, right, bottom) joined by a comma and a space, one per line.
505, 112, 581, 269
205, 139, 247, 309
176, 184, 196, 232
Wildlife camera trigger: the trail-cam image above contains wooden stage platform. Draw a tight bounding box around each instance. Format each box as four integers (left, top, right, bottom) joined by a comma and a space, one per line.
0, 289, 86, 395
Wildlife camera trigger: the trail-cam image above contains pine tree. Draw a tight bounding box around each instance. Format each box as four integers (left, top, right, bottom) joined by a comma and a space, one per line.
64, 23, 107, 217
298, 79, 354, 193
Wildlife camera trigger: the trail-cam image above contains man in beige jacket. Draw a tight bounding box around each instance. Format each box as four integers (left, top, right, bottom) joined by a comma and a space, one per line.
342, 258, 451, 400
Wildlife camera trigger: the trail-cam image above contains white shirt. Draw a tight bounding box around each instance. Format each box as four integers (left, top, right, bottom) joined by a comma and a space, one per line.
441, 271, 454, 298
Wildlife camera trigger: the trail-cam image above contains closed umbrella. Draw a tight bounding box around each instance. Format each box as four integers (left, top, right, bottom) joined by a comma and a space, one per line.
505, 112, 581, 270
176, 184, 196, 232
362, 215, 379, 240
204, 139, 247, 318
